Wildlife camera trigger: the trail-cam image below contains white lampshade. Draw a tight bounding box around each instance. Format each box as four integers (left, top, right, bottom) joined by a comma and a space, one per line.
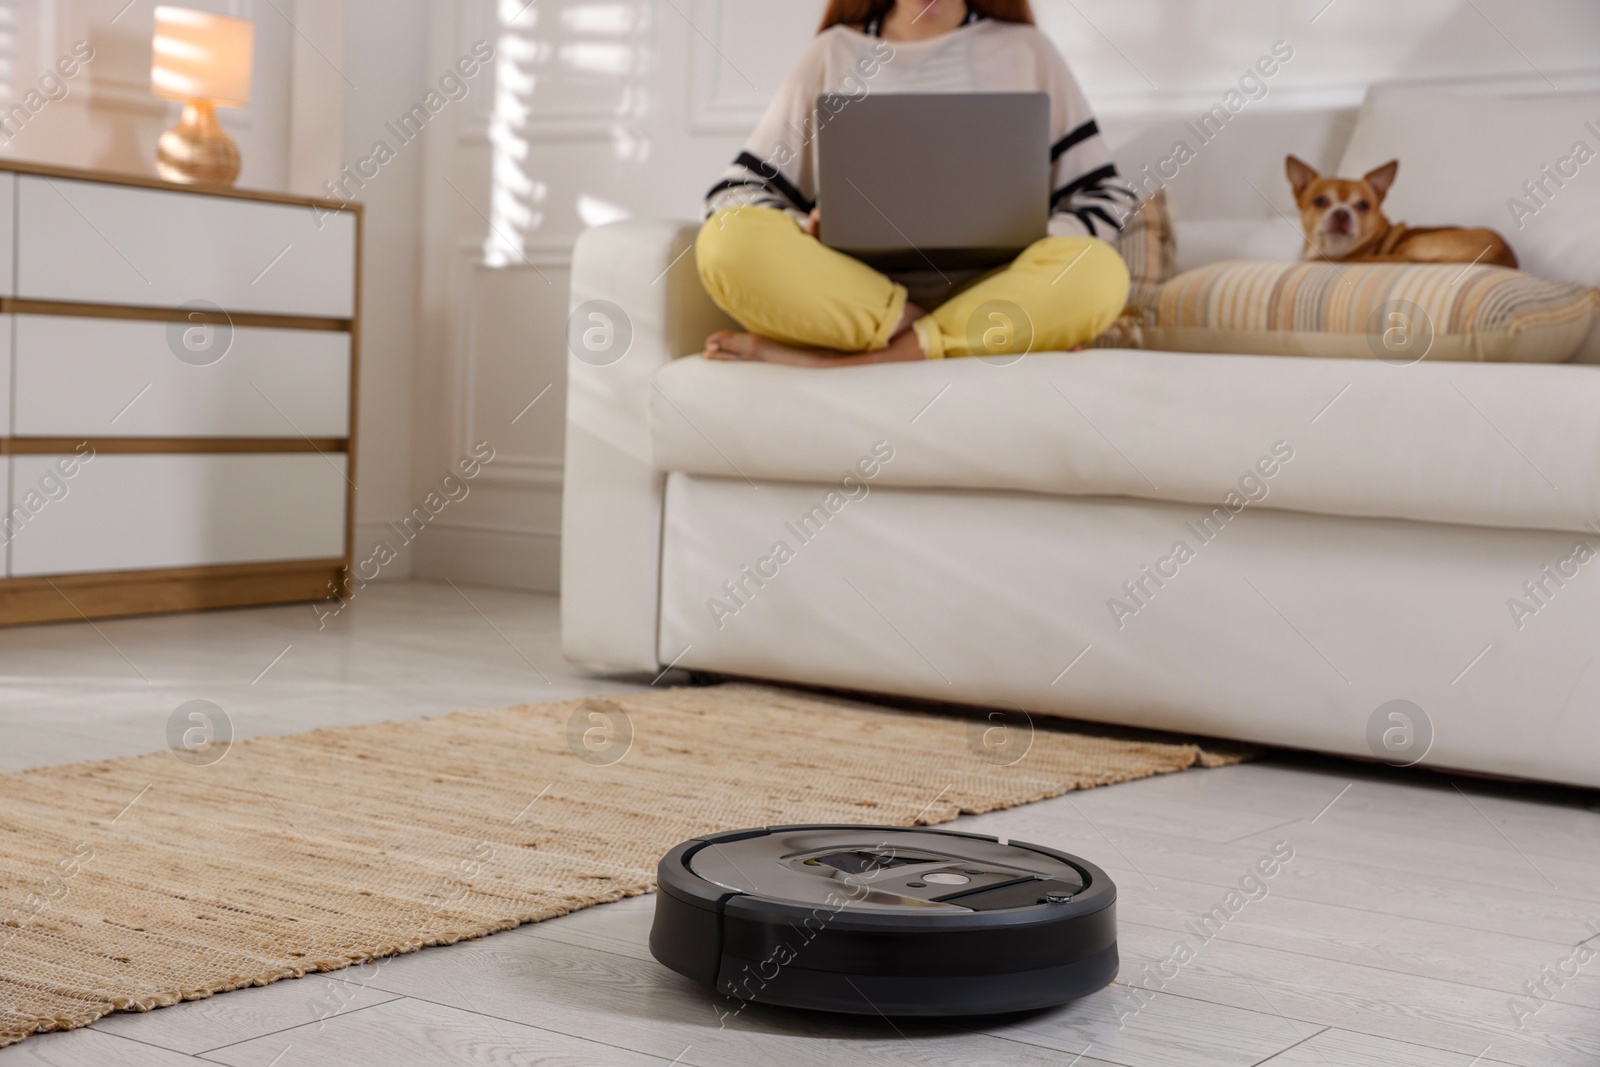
151, 6, 253, 107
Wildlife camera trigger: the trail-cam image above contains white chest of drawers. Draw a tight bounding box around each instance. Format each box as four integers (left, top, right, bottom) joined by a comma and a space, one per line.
0, 163, 360, 625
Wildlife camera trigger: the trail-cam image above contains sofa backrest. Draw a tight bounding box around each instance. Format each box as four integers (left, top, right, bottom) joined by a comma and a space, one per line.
1340, 84, 1600, 292
1117, 83, 1600, 362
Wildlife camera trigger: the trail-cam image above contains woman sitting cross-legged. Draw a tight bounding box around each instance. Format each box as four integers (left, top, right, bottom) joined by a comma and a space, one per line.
697, 0, 1133, 368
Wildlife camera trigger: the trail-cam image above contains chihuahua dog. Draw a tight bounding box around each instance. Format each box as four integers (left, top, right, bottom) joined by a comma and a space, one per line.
1286, 156, 1517, 268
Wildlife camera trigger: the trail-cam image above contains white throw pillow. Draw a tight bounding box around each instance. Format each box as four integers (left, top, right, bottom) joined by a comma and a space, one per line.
1338, 84, 1600, 361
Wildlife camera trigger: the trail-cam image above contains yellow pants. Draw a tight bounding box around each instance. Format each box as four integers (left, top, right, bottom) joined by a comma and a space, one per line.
695, 206, 1130, 359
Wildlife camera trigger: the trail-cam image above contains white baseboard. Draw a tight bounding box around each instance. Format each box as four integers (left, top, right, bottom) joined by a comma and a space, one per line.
409, 523, 561, 592
352, 522, 414, 580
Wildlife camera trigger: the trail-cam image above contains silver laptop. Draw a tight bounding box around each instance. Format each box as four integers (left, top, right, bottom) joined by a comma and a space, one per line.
815, 92, 1049, 272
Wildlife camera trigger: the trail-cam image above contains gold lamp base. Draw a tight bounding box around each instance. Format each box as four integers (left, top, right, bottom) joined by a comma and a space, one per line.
156, 100, 240, 187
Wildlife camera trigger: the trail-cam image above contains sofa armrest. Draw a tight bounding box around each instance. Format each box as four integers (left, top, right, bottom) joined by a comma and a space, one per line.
561, 220, 734, 670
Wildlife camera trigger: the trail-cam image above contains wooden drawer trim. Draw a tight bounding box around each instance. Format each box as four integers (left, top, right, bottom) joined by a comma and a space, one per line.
0, 158, 357, 213
1, 298, 352, 332
0, 559, 344, 627
0, 166, 362, 617
2, 438, 349, 454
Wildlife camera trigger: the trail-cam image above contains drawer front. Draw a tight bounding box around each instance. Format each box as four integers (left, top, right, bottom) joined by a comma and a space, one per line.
0, 174, 14, 296
0, 457, 8, 577
8, 453, 347, 576
0, 313, 10, 437
15, 176, 356, 318
13, 315, 350, 437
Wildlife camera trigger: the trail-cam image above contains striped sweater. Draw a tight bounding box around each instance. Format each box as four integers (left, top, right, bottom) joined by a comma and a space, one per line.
705, 13, 1136, 241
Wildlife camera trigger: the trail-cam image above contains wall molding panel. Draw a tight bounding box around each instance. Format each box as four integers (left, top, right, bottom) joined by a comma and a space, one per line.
409, 0, 1600, 596
686, 0, 820, 133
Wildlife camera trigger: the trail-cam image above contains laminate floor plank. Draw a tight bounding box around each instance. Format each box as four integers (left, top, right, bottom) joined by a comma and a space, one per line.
1109, 922, 1600, 1067
948, 804, 1600, 944
1228, 815, 1600, 904
91, 973, 400, 1055
0, 1029, 207, 1066
198, 997, 680, 1067
356, 925, 1285, 1067
2, 583, 1596, 1067
1254, 1027, 1508, 1066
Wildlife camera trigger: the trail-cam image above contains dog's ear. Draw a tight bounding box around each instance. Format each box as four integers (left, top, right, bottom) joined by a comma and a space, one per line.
1286, 156, 1320, 201
1363, 160, 1400, 200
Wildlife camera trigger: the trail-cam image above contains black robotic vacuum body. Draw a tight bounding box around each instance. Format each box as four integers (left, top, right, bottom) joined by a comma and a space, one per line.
650, 824, 1118, 1016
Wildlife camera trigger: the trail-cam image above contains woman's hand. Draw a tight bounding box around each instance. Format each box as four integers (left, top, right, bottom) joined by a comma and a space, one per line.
805, 208, 821, 239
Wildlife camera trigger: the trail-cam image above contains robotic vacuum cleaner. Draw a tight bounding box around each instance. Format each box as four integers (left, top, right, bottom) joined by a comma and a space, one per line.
650, 824, 1117, 1016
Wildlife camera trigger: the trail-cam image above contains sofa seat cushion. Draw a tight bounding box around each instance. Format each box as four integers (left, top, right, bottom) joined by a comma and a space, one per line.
649, 349, 1600, 535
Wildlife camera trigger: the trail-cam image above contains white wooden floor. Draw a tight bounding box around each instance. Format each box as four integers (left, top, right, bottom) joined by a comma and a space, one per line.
1, 582, 1596, 1066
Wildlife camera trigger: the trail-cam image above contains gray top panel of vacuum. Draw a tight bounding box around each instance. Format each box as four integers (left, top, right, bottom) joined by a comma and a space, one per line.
687, 827, 1088, 913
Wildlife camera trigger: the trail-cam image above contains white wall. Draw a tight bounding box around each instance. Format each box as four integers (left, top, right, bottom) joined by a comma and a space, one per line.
322, 0, 433, 577
0, 0, 433, 583
0, 0, 290, 186
406, 0, 1600, 592
7, 1, 1600, 593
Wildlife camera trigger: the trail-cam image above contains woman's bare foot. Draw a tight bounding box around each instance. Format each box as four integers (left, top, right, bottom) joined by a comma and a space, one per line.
704, 331, 840, 367
702, 302, 929, 368
705, 329, 928, 367
702, 330, 749, 360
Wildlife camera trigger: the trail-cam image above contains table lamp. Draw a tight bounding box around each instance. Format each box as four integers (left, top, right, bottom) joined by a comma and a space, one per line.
150, 6, 253, 186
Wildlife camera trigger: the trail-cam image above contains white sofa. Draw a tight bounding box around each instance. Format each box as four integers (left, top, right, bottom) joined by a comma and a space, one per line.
561, 87, 1600, 789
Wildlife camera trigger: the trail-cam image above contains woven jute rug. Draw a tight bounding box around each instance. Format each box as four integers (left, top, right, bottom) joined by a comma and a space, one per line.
0, 684, 1247, 1046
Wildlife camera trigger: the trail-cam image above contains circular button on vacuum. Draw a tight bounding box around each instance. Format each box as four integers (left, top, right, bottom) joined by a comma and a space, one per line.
650, 825, 1118, 1017
923, 872, 970, 885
